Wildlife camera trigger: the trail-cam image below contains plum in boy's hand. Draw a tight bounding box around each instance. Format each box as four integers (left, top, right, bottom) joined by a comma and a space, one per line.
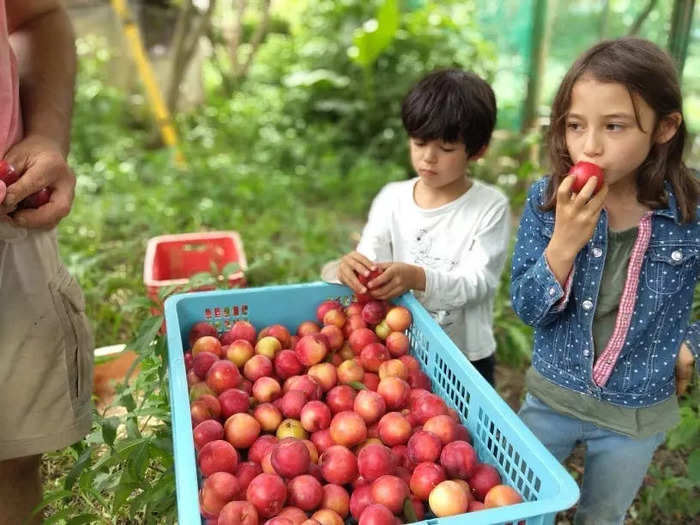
356, 268, 384, 303
570, 161, 604, 194
367, 262, 424, 301
338, 251, 380, 298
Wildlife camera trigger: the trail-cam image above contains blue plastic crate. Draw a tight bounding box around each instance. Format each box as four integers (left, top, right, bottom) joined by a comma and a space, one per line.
164, 282, 579, 525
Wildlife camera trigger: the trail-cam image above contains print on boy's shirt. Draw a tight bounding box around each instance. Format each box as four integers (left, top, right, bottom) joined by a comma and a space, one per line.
427, 308, 460, 339
410, 226, 461, 337
410, 227, 459, 272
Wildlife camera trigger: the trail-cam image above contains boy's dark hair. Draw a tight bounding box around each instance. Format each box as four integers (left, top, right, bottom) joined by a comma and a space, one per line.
401, 68, 496, 157
544, 37, 698, 223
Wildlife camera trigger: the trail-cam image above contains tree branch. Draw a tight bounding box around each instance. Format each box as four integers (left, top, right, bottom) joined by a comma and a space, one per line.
628, 0, 658, 36
235, 0, 271, 81
166, 0, 217, 113
230, 0, 249, 76
166, 0, 196, 113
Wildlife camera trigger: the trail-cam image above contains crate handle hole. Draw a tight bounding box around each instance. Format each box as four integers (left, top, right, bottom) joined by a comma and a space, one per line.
182, 243, 209, 252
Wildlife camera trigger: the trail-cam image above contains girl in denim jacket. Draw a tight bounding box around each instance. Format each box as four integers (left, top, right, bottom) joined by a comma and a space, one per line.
511, 38, 698, 525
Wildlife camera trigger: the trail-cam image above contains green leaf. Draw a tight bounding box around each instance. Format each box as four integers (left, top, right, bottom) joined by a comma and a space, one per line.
127, 440, 151, 480
41, 508, 75, 525
64, 447, 93, 490
129, 316, 163, 355
113, 474, 138, 513
132, 471, 176, 516
351, 0, 400, 68
688, 449, 700, 483
666, 414, 700, 450
78, 468, 99, 495
506, 323, 533, 354
94, 471, 120, 492
35, 489, 74, 517
157, 285, 179, 301
403, 496, 418, 523
122, 295, 152, 312
119, 391, 137, 412
126, 418, 142, 439
283, 69, 351, 89
349, 381, 367, 390
186, 271, 217, 290
102, 416, 121, 448
67, 514, 102, 525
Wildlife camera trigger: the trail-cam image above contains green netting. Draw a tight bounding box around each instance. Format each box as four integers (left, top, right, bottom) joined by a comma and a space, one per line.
471, 0, 698, 133
475, 0, 539, 130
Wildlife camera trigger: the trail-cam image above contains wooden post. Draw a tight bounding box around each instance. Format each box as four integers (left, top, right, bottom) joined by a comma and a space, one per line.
668, 0, 695, 76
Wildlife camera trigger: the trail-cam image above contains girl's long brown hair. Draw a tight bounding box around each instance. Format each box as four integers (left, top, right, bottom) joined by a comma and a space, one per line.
543, 37, 698, 223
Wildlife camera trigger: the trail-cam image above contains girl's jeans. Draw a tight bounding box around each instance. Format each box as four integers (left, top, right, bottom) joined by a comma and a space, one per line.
519, 393, 665, 525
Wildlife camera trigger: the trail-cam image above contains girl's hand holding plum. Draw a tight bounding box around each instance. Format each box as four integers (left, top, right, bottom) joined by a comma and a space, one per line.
545, 174, 608, 285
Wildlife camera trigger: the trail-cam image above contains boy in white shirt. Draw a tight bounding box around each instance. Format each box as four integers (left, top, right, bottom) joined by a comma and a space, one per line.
324, 69, 510, 385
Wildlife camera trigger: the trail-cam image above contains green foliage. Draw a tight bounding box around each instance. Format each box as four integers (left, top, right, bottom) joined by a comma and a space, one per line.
633, 285, 700, 523
351, 0, 400, 68
238, 0, 497, 167
40, 307, 176, 524
634, 388, 700, 523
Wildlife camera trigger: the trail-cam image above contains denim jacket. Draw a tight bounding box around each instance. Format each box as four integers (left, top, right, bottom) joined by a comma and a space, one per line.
511, 177, 699, 408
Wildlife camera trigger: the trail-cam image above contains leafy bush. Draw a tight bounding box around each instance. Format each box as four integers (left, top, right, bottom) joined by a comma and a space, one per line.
633, 388, 700, 523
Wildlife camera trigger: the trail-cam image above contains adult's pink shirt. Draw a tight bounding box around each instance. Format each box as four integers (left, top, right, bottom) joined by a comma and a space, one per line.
0, 0, 23, 156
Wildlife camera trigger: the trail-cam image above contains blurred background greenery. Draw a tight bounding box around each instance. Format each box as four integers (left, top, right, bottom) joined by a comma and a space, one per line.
40, 1, 698, 523
64, 0, 699, 348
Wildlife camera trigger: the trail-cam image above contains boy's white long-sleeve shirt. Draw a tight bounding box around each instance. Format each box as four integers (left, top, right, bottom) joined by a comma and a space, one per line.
354, 177, 511, 361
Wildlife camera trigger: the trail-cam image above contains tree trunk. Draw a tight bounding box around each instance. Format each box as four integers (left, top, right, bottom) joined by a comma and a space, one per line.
520, 0, 555, 134
206, 25, 236, 95
166, 0, 216, 113
628, 0, 658, 36
230, 0, 249, 76
166, 0, 195, 113
668, 0, 695, 76
599, 0, 610, 39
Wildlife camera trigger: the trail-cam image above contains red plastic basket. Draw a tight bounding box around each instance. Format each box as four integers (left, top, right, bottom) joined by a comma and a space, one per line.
143, 231, 247, 305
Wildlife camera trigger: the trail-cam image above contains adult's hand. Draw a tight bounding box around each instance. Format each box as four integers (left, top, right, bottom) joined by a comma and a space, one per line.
0, 134, 75, 229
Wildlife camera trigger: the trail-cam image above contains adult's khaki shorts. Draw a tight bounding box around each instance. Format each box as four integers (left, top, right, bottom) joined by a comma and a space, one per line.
0, 224, 93, 461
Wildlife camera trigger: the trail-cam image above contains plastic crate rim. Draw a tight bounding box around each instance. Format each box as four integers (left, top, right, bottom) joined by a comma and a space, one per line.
143, 231, 248, 287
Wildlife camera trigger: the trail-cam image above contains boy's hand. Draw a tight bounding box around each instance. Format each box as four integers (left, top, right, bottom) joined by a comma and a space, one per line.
546, 174, 608, 285
338, 251, 378, 295
368, 262, 424, 300
676, 343, 695, 396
